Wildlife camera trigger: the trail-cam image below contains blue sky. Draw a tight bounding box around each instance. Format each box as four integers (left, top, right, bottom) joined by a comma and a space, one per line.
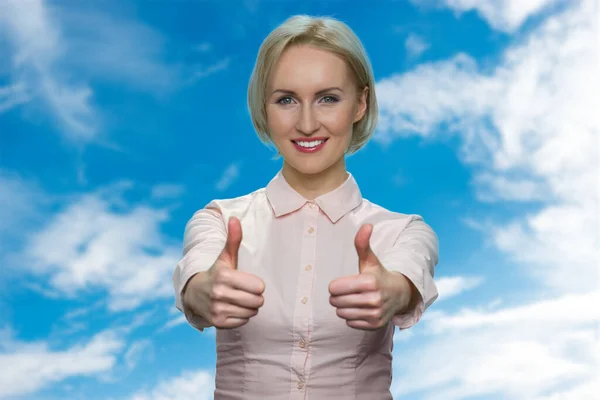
0, 0, 597, 399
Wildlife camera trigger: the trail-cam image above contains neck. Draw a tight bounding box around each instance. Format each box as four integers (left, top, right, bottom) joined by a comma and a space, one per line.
282, 157, 348, 200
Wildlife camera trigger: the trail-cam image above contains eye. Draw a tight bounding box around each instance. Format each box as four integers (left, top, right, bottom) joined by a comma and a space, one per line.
321, 95, 339, 103
276, 96, 295, 105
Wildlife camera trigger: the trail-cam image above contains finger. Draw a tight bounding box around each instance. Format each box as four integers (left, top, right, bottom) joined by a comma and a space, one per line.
328, 274, 377, 296
222, 217, 243, 269
346, 319, 382, 331
354, 224, 379, 274
218, 317, 250, 329
335, 307, 382, 322
213, 302, 260, 319
227, 271, 266, 295
329, 292, 382, 309
211, 285, 265, 309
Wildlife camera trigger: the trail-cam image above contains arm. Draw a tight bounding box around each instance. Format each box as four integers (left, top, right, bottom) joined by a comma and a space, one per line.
172, 206, 226, 331
379, 215, 439, 329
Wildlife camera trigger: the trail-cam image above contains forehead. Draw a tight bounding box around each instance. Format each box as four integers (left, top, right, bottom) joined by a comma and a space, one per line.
269, 45, 350, 90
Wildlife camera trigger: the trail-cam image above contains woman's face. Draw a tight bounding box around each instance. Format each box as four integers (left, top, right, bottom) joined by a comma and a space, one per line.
266, 45, 367, 176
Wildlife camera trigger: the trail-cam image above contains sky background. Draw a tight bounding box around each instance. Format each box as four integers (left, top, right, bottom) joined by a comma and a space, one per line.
0, 0, 598, 399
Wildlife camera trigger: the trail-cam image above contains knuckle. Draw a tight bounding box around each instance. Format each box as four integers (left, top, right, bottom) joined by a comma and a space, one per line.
210, 286, 225, 301
212, 315, 225, 327
371, 309, 383, 320
370, 294, 383, 308
210, 302, 223, 316
214, 267, 230, 281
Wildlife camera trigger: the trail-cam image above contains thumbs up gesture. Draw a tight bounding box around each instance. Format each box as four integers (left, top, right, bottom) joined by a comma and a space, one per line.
328, 224, 414, 330
183, 217, 265, 329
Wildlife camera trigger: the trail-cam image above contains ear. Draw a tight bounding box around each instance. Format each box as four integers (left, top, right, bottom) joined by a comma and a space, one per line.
354, 86, 369, 123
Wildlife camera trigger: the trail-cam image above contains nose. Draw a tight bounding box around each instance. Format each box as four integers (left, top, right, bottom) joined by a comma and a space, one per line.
296, 103, 320, 135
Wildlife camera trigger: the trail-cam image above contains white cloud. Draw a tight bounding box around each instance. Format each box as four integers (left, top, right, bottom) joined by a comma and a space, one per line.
0, 0, 97, 140
124, 339, 153, 370
0, 0, 183, 141
382, 1, 599, 398
473, 172, 549, 202
21, 182, 181, 311
376, 0, 599, 293
215, 162, 240, 192
58, 8, 177, 92
435, 276, 483, 300
0, 327, 124, 398
0, 82, 31, 113
190, 57, 231, 82
404, 33, 430, 58
129, 369, 215, 400
412, 0, 561, 32
151, 184, 186, 200
392, 291, 599, 399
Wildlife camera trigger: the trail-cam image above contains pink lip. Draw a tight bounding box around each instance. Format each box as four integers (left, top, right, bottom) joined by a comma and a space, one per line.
292, 138, 328, 153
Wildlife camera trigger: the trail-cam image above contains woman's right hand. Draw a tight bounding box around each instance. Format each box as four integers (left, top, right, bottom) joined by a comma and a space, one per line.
182, 216, 266, 329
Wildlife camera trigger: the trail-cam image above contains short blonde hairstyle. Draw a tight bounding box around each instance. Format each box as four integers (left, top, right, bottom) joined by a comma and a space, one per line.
247, 15, 378, 155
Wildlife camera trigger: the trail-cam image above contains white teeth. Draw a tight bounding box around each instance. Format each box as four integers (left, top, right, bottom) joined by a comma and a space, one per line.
296, 140, 324, 148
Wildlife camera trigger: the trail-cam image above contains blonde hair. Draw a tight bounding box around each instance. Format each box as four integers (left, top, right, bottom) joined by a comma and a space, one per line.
247, 15, 378, 155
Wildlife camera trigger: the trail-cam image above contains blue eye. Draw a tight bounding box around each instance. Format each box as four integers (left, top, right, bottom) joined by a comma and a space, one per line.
276, 96, 294, 105
321, 95, 339, 103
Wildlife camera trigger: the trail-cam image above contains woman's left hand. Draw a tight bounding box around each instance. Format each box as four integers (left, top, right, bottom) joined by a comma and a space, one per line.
329, 224, 417, 330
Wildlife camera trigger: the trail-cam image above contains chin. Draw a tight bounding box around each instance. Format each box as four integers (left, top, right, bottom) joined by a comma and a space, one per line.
286, 156, 339, 176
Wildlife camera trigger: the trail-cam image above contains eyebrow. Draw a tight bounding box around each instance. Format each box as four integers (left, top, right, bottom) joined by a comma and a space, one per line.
271, 87, 344, 96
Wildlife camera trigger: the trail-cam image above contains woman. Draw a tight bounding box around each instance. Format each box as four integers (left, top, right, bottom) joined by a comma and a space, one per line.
172, 15, 439, 399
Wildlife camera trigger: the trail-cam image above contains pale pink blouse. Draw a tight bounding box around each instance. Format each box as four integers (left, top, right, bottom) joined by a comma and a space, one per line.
173, 170, 439, 399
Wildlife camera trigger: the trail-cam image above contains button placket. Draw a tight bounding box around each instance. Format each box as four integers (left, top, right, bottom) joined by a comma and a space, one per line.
289, 202, 319, 396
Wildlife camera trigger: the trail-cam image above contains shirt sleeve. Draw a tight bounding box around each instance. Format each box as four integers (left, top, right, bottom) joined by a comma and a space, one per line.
378, 215, 439, 330
172, 205, 227, 332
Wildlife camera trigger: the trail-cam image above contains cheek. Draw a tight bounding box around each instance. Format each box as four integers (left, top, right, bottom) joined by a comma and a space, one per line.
321, 106, 356, 135
266, 108, 293, 139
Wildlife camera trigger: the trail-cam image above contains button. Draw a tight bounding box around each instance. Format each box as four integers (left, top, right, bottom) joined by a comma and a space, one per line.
297, 381, 305, 389
299, 339, 306, 348
301, 296, 308, 304
308, 202, 315, 209
305, 264, 312, 271
307, 227, 314, 233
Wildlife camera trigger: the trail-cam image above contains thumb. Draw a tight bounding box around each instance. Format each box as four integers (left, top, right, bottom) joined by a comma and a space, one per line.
221, 216, 242, 269
355, 224, 379, 274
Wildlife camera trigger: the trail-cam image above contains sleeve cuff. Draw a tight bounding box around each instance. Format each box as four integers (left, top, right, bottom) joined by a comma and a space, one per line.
173, 252, 221, 332
381, 251, 439, 330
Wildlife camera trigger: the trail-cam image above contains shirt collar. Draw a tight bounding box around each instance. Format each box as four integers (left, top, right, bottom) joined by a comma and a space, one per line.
265, 170, 363, 223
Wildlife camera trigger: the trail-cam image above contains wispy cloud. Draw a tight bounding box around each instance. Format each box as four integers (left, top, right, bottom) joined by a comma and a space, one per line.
384, 1, 598, 398
151, 184, 186, 200
215, 162, 240, 192
0, 327, 124, 398
392, 292, 600, 399
129, 369, 215, 400
0, 0, 214, 142
404, 33, 430, 58
411, 0, 562, 32
0, 82, 31, 113
190, 57, 231, 82
20, 182, 181, 311
0, 0, 98, 140
435, 275, 484, 300
124, 339, 154, 370
377, 0, 599, 293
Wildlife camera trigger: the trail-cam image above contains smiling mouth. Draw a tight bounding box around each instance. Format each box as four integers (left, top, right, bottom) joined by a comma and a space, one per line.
291, 138, 329, 153
292, 138, 327, 148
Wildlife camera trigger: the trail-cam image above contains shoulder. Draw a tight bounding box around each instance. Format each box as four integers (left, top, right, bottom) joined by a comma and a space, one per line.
205, 188, 265, 212
357, 198, 426, 231
190, 187, 268, 225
